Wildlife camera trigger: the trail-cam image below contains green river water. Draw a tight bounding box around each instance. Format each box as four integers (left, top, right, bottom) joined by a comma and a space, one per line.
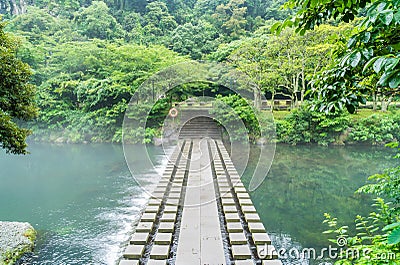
0, 143, 396, 264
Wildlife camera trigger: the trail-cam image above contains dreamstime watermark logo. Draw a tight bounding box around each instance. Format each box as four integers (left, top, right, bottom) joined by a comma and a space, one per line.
122, 61, 276, 206
257, 236, 397, 261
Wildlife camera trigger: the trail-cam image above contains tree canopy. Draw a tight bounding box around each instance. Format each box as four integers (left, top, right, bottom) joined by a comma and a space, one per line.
274, 0, 400, 113
0, 20, 37, 154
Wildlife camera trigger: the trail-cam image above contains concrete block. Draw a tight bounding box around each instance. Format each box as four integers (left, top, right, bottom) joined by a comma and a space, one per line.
231, 245, 252, 259
234, 260, 254, 265
238, 199, 253, 206
152, 192, 166, 199
168, 192, 181, 199
252, 233, 271, 245
123, 244, 144, 259
229, 232, 247, 244
235, 187, 247, 193
140, 212, 157, 222
163, 205, 178, 213
135, 222, 153, 232
158, 222, 175, 232
160, 213, 176, 222
221, 198, 236, 206
130, 232, 149, 244
257, 245, 278, 259
225, 213, 241, 222
165, 198, 179, 205
223, 205, 238, 213
227, 222, 243, 233
154, 188, 167, 193
234, 183, 245, 188
241, 206, 256, 213
170, 187, 182, 193
222, 193, 233, 198
145, 205, 160, 213
148, 198, 162, 206
119, 260, 139, 265
248, 222, 266, 233
147, 260, 166, 265
150, 245, 170, 259
244, 213, 261, 222
154, 233, 173, 245
237, 193, 250, 199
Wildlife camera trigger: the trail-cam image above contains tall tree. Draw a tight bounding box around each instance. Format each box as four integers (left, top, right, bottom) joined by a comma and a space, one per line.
142, 1, 177, 43
213, 0, 247, 40
274, 0, 400, 113
74, 1, 124, 40
0, 20, 37, 154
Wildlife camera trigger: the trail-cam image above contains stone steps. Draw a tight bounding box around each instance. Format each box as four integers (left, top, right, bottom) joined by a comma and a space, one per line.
178, 117, 222, 139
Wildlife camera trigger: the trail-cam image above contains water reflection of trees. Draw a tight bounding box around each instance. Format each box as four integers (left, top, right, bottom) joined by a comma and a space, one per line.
241, 145, 397, 248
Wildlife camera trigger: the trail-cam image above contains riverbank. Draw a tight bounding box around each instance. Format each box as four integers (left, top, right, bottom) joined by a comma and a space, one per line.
26, 109, 400, 146
0, 222, 36, 265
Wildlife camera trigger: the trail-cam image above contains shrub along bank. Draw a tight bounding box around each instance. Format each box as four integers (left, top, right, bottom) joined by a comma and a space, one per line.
275, 107, 400, 146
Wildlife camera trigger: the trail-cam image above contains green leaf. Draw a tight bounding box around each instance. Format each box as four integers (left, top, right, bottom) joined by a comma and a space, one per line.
363, 57, 378, 73
381, 11, 394, 25
347, 36, 357, 48
346, 104, 356, 114
270, 22, 281, 34
378, 72, 391, 86
388, 72, 400, 88
377, 2, 387, 12
383, 222, 400, 231
361, 48, 373, 60
388, 228, 400, 245
394, 10, 400, 23
361, 31, 371, 43
384, 58, 399, 71
373, 57, 385, 73
350, 52, 362, 68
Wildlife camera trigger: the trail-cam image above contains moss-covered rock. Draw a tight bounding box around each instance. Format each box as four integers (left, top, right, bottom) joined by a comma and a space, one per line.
0, 222, 36, 265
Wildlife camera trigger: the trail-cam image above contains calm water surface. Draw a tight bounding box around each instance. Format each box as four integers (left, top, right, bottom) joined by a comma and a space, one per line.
240, 145, 396, 264
0, 143, 396, 264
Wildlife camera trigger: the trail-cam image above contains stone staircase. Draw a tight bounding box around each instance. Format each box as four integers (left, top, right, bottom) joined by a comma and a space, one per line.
178, 115, 222, 140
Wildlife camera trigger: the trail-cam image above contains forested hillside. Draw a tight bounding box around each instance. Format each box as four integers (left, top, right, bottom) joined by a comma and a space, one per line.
0, 0, 293, 143
0, 0, 398, 145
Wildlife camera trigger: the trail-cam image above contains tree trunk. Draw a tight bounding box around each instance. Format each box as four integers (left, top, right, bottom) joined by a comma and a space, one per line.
301, 67, 306, 105
9, 0, 18, 15
271, 90, 275, 112
372, 91, 377, 111
8, 0, 27, 15
381, 96, 393, 112
253, 85, 261, 111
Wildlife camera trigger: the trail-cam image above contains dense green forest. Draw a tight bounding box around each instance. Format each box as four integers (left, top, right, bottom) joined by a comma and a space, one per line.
0, 0, 295, 145
0, 0, 398, 147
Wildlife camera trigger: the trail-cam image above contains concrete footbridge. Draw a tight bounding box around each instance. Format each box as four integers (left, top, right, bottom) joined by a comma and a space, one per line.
119, 133, 281, 264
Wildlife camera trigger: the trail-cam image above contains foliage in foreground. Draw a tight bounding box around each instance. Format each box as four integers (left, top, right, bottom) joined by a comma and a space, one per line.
0, 20, 37, 154
323, 143, 400, 264
274, 0, 400, 114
